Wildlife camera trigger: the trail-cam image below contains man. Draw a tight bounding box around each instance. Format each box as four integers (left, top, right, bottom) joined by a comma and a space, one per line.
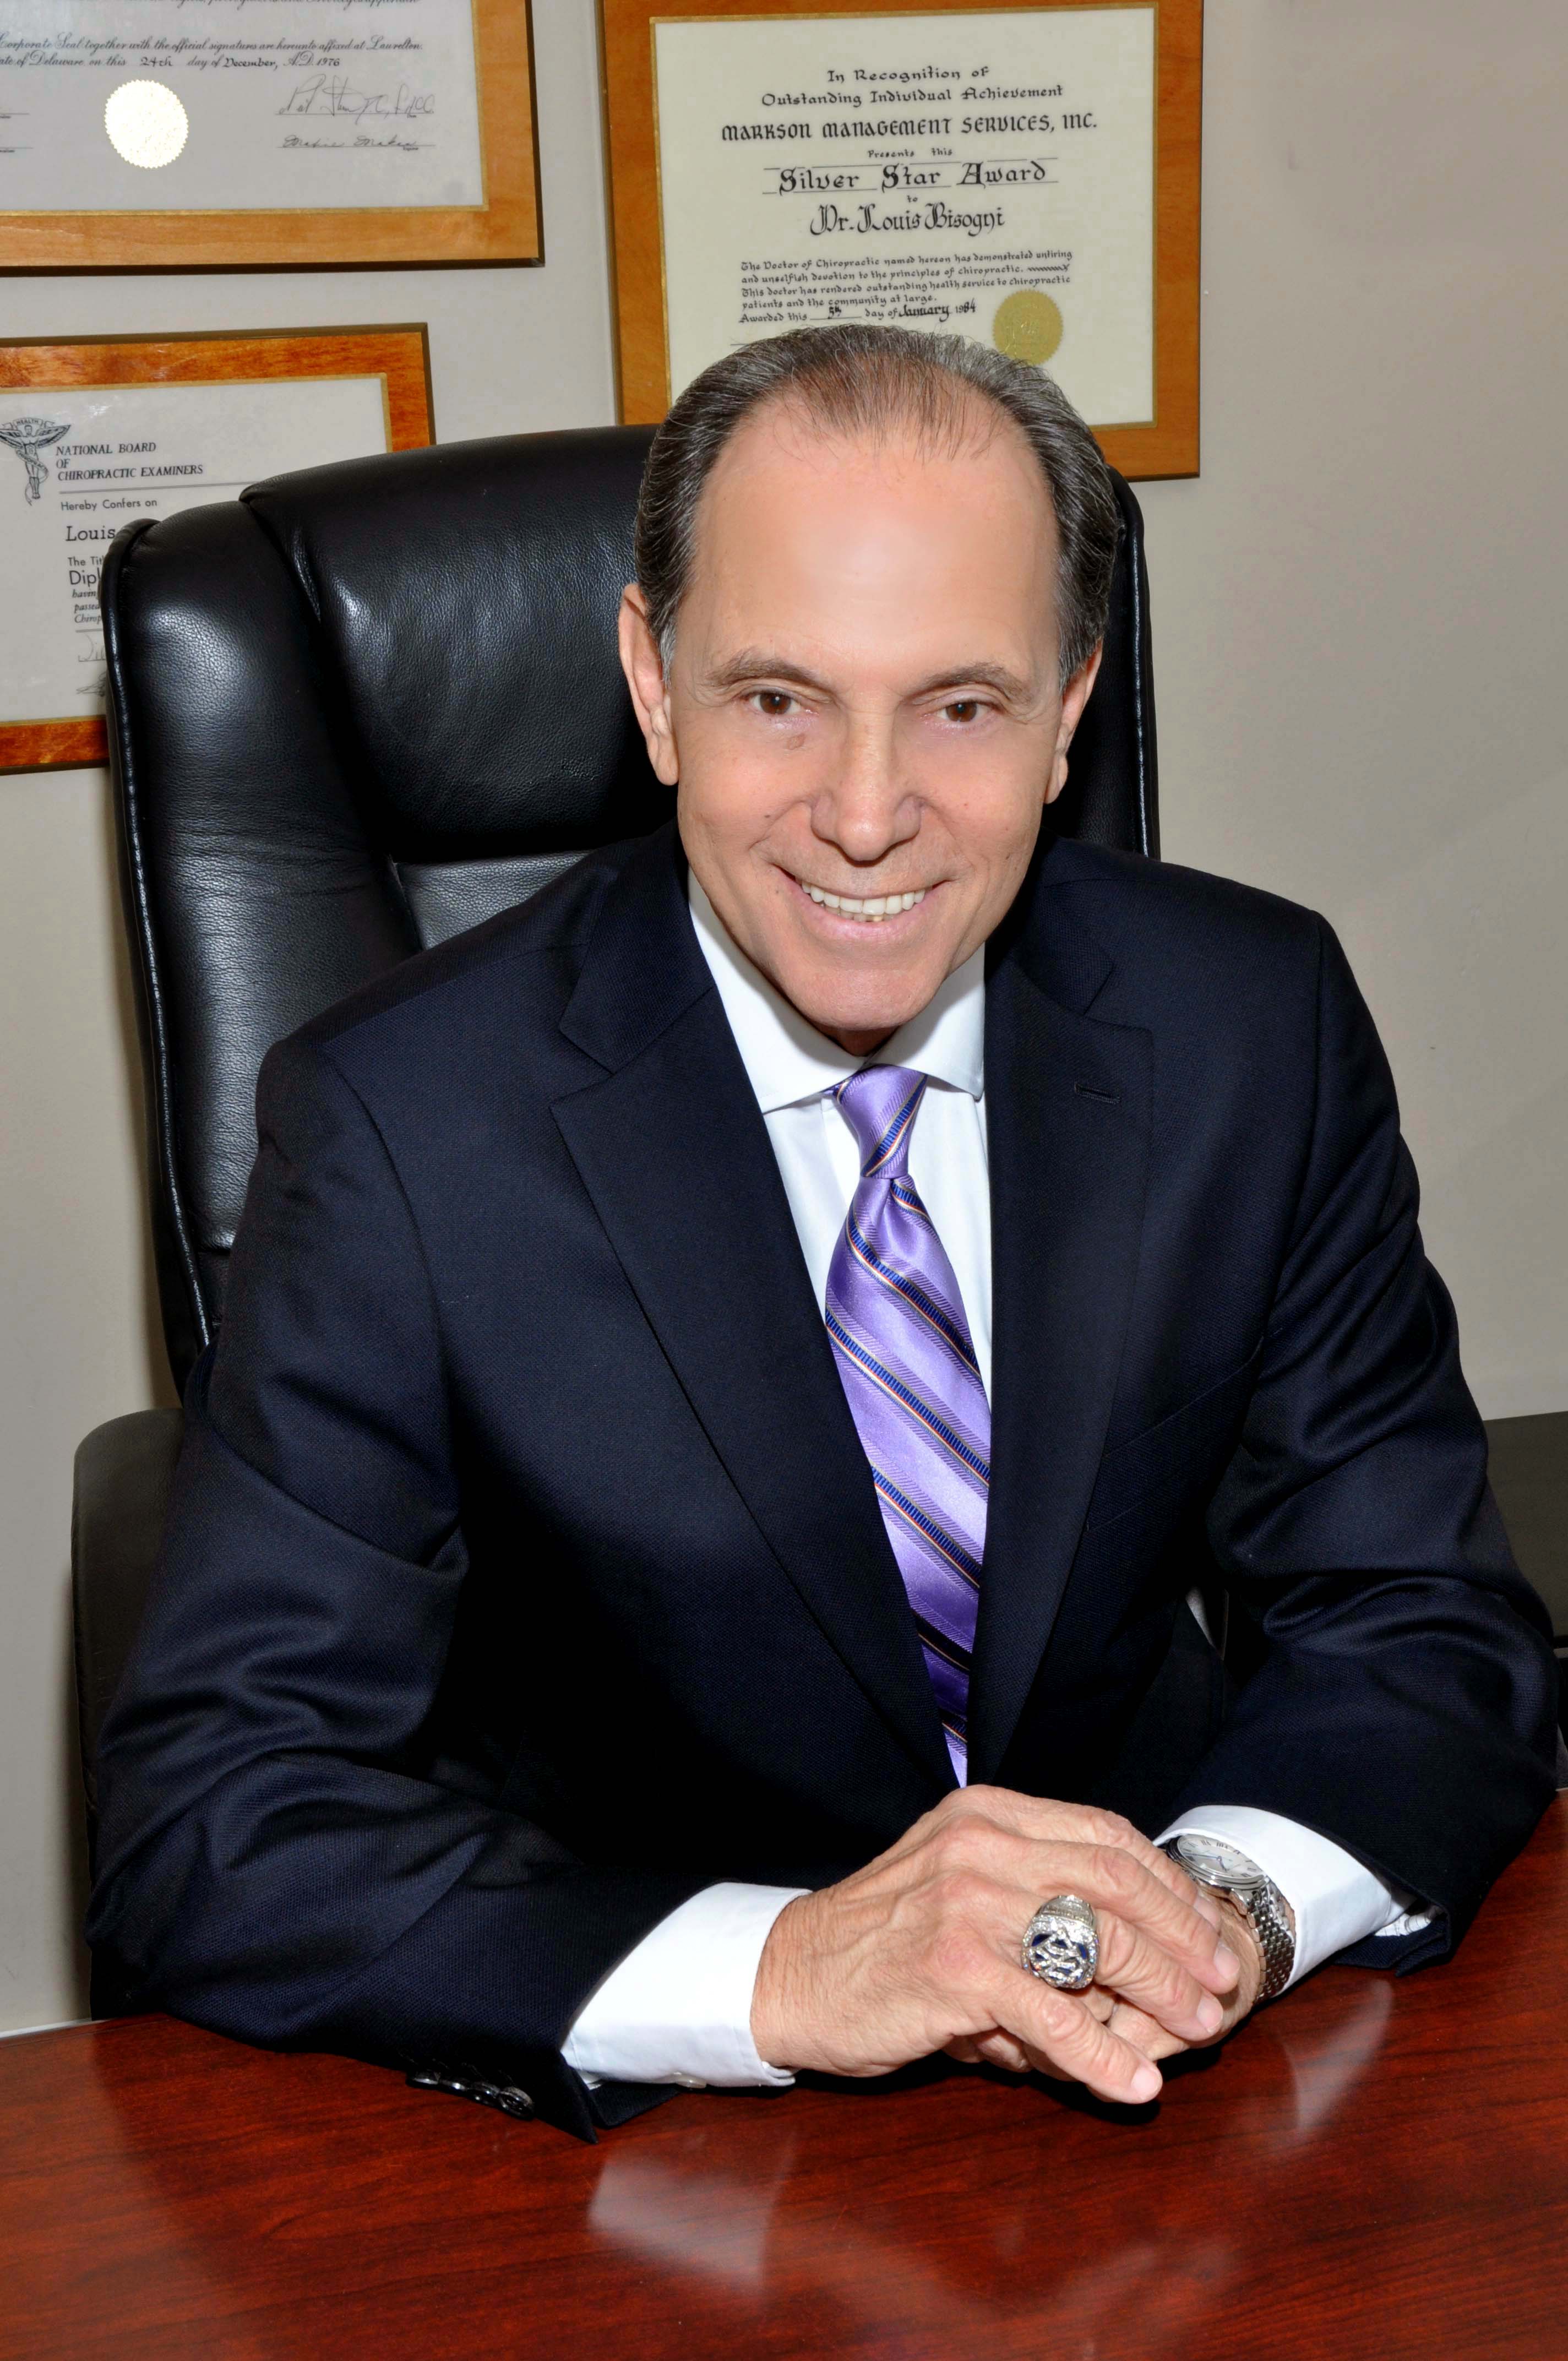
89, 327, 1559, 2140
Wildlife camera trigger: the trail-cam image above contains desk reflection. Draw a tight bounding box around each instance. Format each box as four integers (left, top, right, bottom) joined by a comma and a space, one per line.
585, 1979, 1394, 2353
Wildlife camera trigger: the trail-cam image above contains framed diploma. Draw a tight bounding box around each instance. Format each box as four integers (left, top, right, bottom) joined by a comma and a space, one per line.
0, 326, 434, 775
601, 0, 1200, 477
1, 1, 538, 269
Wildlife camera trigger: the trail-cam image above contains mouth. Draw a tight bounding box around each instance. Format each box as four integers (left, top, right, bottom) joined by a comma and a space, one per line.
788, 873, 933, 926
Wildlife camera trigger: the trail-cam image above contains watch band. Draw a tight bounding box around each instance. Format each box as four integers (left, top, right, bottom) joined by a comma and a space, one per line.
1231, 1878, 1295, 2002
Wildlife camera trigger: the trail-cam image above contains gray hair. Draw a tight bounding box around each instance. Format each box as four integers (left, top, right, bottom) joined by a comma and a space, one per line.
633, 324, 1120, 688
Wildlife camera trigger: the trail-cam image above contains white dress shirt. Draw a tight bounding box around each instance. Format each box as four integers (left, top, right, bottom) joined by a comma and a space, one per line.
562, 878, 1419, 2088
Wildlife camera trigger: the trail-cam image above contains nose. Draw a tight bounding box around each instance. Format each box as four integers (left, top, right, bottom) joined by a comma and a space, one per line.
810, 709, 921, 867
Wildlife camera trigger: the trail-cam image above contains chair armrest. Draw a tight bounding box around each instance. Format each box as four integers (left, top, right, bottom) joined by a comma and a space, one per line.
1485, 1413, 1568, 1754
1485, 1413, 1568, 1645
72, 1408, 185, 1868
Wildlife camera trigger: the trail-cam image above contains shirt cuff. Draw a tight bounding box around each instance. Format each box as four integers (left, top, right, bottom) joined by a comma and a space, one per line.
1157, 1804, 1431, 1989
561, 1882, 808, 2089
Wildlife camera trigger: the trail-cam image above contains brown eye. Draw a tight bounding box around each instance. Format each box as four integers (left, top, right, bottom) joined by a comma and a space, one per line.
756, 690, 794, 717
945, 699, 983, 723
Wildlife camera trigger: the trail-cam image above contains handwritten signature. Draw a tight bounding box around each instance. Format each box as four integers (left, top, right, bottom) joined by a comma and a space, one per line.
279, 76, 434, 124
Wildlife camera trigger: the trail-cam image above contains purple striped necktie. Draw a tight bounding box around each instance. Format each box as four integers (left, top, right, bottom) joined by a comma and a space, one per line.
825, 1064, 988, 1782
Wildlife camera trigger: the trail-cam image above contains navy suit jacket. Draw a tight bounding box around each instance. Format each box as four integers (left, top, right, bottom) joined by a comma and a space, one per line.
88, 823, 1559, 2139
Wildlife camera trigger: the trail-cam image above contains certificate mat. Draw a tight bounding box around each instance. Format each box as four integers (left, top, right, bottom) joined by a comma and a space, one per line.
0, 1, 538, 266
601, 0, 1201, 479
0, 328, 434, 774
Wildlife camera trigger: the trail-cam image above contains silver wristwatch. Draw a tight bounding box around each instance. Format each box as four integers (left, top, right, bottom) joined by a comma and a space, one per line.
1162, 1833, 1295, 2001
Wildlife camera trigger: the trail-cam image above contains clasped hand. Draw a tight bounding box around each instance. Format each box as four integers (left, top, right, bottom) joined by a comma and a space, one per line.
750, 1788, 1263, 2106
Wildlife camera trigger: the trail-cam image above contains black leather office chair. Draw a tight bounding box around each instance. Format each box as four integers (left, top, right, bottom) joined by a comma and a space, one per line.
72, 427, 1162, 1876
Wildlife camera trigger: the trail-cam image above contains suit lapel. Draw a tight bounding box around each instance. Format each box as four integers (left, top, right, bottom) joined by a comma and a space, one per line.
967, 895, 1152, 1785
552, 828, 952, 1789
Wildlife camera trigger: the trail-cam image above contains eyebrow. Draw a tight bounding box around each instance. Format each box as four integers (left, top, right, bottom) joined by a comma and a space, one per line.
703, 650, 1036, 702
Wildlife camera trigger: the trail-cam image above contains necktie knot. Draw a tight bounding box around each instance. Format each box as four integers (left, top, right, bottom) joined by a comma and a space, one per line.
835, 1064, 926, 1180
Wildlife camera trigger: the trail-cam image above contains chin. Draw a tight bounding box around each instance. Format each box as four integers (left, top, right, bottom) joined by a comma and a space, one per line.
764, 927, 955, 1045
792, 982, 933, 1045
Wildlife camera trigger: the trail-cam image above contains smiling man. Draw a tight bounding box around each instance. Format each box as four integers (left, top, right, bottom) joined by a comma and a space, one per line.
89, 328, 1559, 2139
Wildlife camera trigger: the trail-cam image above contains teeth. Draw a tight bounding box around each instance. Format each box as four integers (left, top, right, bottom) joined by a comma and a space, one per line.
800, 883, 929, 923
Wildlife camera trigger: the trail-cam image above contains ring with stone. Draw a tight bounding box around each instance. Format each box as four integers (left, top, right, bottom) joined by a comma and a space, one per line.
1021, 1892, 1099, 1991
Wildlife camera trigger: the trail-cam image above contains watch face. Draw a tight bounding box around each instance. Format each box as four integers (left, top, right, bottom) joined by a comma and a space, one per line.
1177, 1834, 1262, 1888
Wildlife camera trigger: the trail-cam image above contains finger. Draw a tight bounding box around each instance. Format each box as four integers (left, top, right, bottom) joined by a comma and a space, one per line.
1089, 1907, 1228, 2043
944, 2034, 988, 2065
979, 1984, 1112, 2076
913, 1796, 1230, 1977
992, 1964, 1163, 2106
1062, 1845, 1234, 1966
1105, 2000, 1190, 2064
946, 2029, 1034, 2074
961, 1791, 1227, 1927
946, 1991, 1107, 2071
998, 1840, 1242, 1994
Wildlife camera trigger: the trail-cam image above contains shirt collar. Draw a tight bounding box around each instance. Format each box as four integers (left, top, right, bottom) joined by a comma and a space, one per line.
688, 873, 986, 1115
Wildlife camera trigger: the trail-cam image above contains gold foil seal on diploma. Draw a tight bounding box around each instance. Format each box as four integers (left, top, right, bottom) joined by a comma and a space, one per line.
992, 292, 1064, 367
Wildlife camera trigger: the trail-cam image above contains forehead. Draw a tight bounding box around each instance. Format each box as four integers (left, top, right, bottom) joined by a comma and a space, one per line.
701, 390, 1055, 540
685, 396, 1060, 656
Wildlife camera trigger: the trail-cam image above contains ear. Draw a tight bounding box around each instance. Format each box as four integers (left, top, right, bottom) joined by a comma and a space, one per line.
617, 584, 680, 786
1043, 641, 1104, 808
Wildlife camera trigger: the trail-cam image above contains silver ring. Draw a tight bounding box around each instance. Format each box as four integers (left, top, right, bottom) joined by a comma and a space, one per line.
1021, 1892, 1098, 1991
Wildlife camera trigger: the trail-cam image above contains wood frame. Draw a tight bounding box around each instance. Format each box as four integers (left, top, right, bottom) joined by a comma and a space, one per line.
0, 326, 434, 775
1, 1, 539, 270
600, 0, 1201, 478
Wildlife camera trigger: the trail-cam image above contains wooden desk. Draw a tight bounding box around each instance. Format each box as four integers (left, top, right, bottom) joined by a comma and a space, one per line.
6, 1800, 1565, 2361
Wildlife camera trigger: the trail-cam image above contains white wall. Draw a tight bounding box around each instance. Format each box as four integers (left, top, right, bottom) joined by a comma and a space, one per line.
1139, 0, 1568, 1422
1, 0, 1563, 2033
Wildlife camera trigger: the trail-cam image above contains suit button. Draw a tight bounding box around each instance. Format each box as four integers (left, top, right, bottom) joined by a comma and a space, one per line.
406, 2069, 531, 2118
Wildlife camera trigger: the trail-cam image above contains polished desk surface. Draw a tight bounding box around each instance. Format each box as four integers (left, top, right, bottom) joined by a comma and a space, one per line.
5, 1800, 1565, 2361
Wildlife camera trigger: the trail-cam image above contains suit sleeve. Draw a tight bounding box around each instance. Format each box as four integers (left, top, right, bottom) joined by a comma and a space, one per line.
87, 1033, 706, 2139
1172, 918, 1559, 1954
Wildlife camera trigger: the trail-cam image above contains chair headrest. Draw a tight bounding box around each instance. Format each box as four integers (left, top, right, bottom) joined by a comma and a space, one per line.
243, 427, 672, 858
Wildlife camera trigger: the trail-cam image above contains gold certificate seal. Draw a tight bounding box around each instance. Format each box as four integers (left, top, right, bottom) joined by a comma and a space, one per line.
992, 291, 1064, 367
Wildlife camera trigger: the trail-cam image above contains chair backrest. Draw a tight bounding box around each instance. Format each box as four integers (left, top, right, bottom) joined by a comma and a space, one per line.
102, 426, 1159, 1393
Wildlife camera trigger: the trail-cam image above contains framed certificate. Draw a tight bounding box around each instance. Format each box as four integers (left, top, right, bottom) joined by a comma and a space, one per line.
0, 327, 434, 775
1, 2, 538, 268
601, 0, 1200, 477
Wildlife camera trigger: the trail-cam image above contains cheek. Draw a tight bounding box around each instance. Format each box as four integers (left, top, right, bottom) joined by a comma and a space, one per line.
682, 715, 827, 842
940, 778, 1050, 875
905, 716, 1055, 833
677, 758, 790, 863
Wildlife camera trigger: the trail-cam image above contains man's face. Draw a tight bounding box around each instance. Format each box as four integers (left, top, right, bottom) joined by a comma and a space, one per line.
619, 398, 1101, 1053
